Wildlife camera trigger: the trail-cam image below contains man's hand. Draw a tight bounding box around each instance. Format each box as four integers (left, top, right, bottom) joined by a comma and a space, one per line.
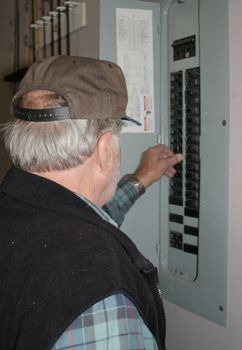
134, 144, 183, 188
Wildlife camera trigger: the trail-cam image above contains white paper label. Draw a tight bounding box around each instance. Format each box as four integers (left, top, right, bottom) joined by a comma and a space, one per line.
116, 8, 155, 133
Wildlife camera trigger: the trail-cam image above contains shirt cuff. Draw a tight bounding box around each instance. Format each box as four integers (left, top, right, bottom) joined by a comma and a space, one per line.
102, 174, 145, 227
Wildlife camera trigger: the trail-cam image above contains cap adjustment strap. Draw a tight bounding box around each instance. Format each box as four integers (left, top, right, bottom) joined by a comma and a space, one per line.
11, 104, 70, 122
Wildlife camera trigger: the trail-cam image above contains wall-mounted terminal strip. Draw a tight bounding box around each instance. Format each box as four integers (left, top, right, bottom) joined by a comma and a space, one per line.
172, 35, 196, 61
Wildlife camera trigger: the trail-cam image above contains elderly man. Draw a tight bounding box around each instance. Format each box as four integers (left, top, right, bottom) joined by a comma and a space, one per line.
0, 56, 182, 350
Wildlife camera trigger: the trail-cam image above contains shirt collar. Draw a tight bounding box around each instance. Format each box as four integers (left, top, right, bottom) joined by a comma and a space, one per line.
76, 193, 118, 228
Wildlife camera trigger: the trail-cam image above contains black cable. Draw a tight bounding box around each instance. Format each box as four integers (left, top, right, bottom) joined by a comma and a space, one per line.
50, 0, 55, 56
31, 0, 36, 62
57, 0, 62, 54
41, 0, 47, 57
66, 1, 70, 55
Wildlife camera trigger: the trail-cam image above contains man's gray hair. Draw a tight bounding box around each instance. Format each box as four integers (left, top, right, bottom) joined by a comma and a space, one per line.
2, 91, 123, 172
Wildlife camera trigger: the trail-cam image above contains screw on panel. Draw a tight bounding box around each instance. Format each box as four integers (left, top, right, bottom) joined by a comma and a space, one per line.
222, 120, 227, 126
219, 305, 224, 311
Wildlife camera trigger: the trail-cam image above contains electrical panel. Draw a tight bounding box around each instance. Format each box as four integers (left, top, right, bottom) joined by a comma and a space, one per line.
159, 0, 229, 326
99, 0, 229, 326
165, 0, 201, 281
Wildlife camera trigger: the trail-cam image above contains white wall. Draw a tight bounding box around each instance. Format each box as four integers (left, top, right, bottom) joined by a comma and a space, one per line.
165, 0, 242, 349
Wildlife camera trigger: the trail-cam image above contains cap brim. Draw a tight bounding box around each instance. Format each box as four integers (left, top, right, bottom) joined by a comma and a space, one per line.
121, 116, 142, 126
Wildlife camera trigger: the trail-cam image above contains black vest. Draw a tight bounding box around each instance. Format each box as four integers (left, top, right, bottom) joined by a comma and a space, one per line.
0, 168, 166, 350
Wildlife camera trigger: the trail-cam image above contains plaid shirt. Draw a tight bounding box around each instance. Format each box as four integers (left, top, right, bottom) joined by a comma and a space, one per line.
103, 175, 142, 227
51, 177, 158, 349
52, 294, 158, 350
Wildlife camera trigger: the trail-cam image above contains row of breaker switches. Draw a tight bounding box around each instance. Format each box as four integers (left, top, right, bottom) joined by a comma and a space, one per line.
169, 67, 200, 256
169, 71, 183, 207
185, 68, 200, 218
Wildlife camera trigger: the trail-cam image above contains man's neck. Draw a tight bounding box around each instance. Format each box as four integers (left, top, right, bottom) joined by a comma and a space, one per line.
32, 161, 104, 206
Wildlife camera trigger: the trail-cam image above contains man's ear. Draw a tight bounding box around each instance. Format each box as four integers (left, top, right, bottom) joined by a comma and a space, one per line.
95, 132, 114, 176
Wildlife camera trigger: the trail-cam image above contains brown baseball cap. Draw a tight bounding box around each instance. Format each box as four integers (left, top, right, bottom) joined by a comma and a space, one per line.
10, 55, 140, 125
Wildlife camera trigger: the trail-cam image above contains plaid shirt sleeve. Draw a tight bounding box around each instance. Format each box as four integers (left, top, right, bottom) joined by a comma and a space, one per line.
51, 293, 158, 350
102, 176, 144, 227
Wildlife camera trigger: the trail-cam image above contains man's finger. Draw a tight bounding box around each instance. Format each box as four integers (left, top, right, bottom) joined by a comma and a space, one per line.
165, 153, 183, 168
165, 167, 176, 176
